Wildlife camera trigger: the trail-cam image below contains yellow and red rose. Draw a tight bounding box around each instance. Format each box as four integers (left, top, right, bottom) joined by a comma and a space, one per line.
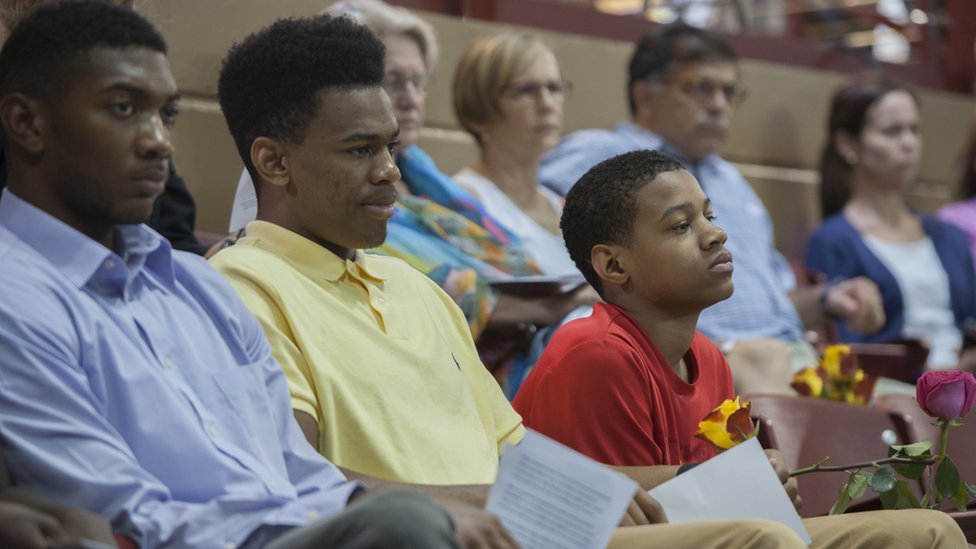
696, 397, 756, 451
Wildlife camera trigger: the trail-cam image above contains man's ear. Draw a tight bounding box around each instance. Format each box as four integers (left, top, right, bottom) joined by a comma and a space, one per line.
630, 80, 655, 119
591, 244, 628, 288
250, 137, 290, 188
0, 93, 45, 156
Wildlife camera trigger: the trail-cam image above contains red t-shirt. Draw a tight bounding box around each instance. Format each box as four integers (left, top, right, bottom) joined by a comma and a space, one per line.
513, 302, 734, 466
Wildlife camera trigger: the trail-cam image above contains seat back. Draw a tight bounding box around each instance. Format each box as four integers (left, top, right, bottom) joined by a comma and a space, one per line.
748, 394, 906, 517
876, 393, 976, 509
848, 341, 929, 384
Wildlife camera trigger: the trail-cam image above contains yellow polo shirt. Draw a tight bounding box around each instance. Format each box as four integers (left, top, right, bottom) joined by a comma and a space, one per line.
211, 221, 525, 485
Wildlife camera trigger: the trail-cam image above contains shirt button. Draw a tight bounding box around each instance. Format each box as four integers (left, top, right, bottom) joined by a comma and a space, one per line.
224, 541, 235, 549
376, 296, 386, 305
267, 479, 277, 489
162, 357, 174, 369
207, 425, 218, 438
306, 509, 319, 520
104, 259, 114, 269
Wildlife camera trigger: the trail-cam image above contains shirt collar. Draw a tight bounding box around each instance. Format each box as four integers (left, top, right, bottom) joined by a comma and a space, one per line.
0, 188, 173, 289
617, 121, 722, 173
241, 220, 386, 283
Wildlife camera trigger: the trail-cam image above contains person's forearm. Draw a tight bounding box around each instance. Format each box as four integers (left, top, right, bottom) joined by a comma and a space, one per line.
607, 464, 681, 491
338, 467, 491, 508
489, 285, 599, 327
0, 487, 115, 543
489, 292, 566, 326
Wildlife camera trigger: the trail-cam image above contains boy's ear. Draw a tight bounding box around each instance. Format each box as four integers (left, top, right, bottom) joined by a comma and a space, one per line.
591, 244, 629, 288
250, 137, 291, 188
0, 93, 46, 156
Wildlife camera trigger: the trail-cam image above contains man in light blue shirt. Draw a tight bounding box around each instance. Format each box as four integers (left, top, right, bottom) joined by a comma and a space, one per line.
539, 24, 885, 394
0, 3, 466, 547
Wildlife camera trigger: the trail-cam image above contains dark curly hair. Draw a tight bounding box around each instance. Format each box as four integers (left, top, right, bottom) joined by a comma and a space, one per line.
218, 14, 385, 182
0, 0, 166, 99
561, 149, 684, 296
627, 23, 736, 116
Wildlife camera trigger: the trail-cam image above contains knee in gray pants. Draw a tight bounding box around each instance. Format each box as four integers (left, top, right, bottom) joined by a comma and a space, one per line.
267, 490, 459, 549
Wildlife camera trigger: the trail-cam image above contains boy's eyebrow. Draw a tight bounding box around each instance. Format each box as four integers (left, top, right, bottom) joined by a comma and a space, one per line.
659, 198, 714, 221
101, 82, 181, 103
659, 202, 693, 221
339, 127, 401, 143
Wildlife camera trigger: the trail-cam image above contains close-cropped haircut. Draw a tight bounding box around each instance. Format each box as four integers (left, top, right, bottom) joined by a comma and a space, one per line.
561, 149, 684, 296
819, 72, 915, 218
325, 0, 438, 72
0, 0, 166, 100
627, 23, 737, 116
217, 14, 385, 181
452, 31, 553, 144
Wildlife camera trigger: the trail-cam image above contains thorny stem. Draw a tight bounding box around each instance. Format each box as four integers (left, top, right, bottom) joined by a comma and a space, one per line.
790, 456, 936, 477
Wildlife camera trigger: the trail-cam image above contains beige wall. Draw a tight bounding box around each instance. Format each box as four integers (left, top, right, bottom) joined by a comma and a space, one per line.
140, 0, 976, 259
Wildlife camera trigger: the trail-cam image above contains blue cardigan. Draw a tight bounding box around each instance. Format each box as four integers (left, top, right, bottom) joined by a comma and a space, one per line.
805, 213, 976, 344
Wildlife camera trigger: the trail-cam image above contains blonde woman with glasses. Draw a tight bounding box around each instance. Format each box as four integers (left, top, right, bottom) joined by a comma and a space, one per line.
453, 32, 588, 283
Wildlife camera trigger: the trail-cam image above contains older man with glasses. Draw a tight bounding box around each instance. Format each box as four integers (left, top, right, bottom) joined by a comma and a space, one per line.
538, 23, 886, 395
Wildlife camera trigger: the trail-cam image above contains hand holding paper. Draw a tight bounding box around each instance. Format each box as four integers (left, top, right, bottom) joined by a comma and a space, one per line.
765, 448, 802, 510
486, 430, 638, 549
619, 488, 667, 527
648, 437, 811, 544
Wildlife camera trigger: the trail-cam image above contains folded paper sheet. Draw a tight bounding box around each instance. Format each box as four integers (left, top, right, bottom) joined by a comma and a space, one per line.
649, 437, 811, 544
486, 430, 637, 549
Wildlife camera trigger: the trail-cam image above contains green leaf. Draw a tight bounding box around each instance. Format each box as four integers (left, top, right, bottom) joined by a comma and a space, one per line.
935, 456, 961, 499
846, 471, 869, 500
889, 440, 933, 457
892, 460, 927, 480
953, 483, 970, 512
829, 479, 854, 515
869, 467, 897, 493
880, 480, 922, 510
967, 483, 976, 498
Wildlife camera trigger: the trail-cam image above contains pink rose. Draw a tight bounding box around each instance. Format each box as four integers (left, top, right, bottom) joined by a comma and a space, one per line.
916, 370, 976, 421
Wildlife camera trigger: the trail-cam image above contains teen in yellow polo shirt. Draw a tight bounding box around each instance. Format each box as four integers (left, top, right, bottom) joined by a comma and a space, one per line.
212, 220, 523, 484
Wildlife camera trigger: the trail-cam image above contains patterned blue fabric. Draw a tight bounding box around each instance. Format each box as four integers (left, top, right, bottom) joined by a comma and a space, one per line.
539, 122, 805, 342
398, 144, 520, 245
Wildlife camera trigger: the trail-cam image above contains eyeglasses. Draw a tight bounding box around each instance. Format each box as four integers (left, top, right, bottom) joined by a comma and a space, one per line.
503, 80, 573, 102
383, 72, 429, 97
676, 77, 747, 106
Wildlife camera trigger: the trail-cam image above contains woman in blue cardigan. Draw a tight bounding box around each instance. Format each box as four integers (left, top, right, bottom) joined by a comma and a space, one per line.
806, 73, 976, 371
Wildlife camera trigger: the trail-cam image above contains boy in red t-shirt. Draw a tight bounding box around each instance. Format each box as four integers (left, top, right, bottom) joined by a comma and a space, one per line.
514, 150, 966, 548
515, 150, 739, 472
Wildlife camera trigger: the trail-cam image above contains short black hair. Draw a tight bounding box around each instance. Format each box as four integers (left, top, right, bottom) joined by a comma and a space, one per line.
0, 0, 166, 100
561, 149, 684, 296
218, 14, 385, 181
627, 23, 737, 115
